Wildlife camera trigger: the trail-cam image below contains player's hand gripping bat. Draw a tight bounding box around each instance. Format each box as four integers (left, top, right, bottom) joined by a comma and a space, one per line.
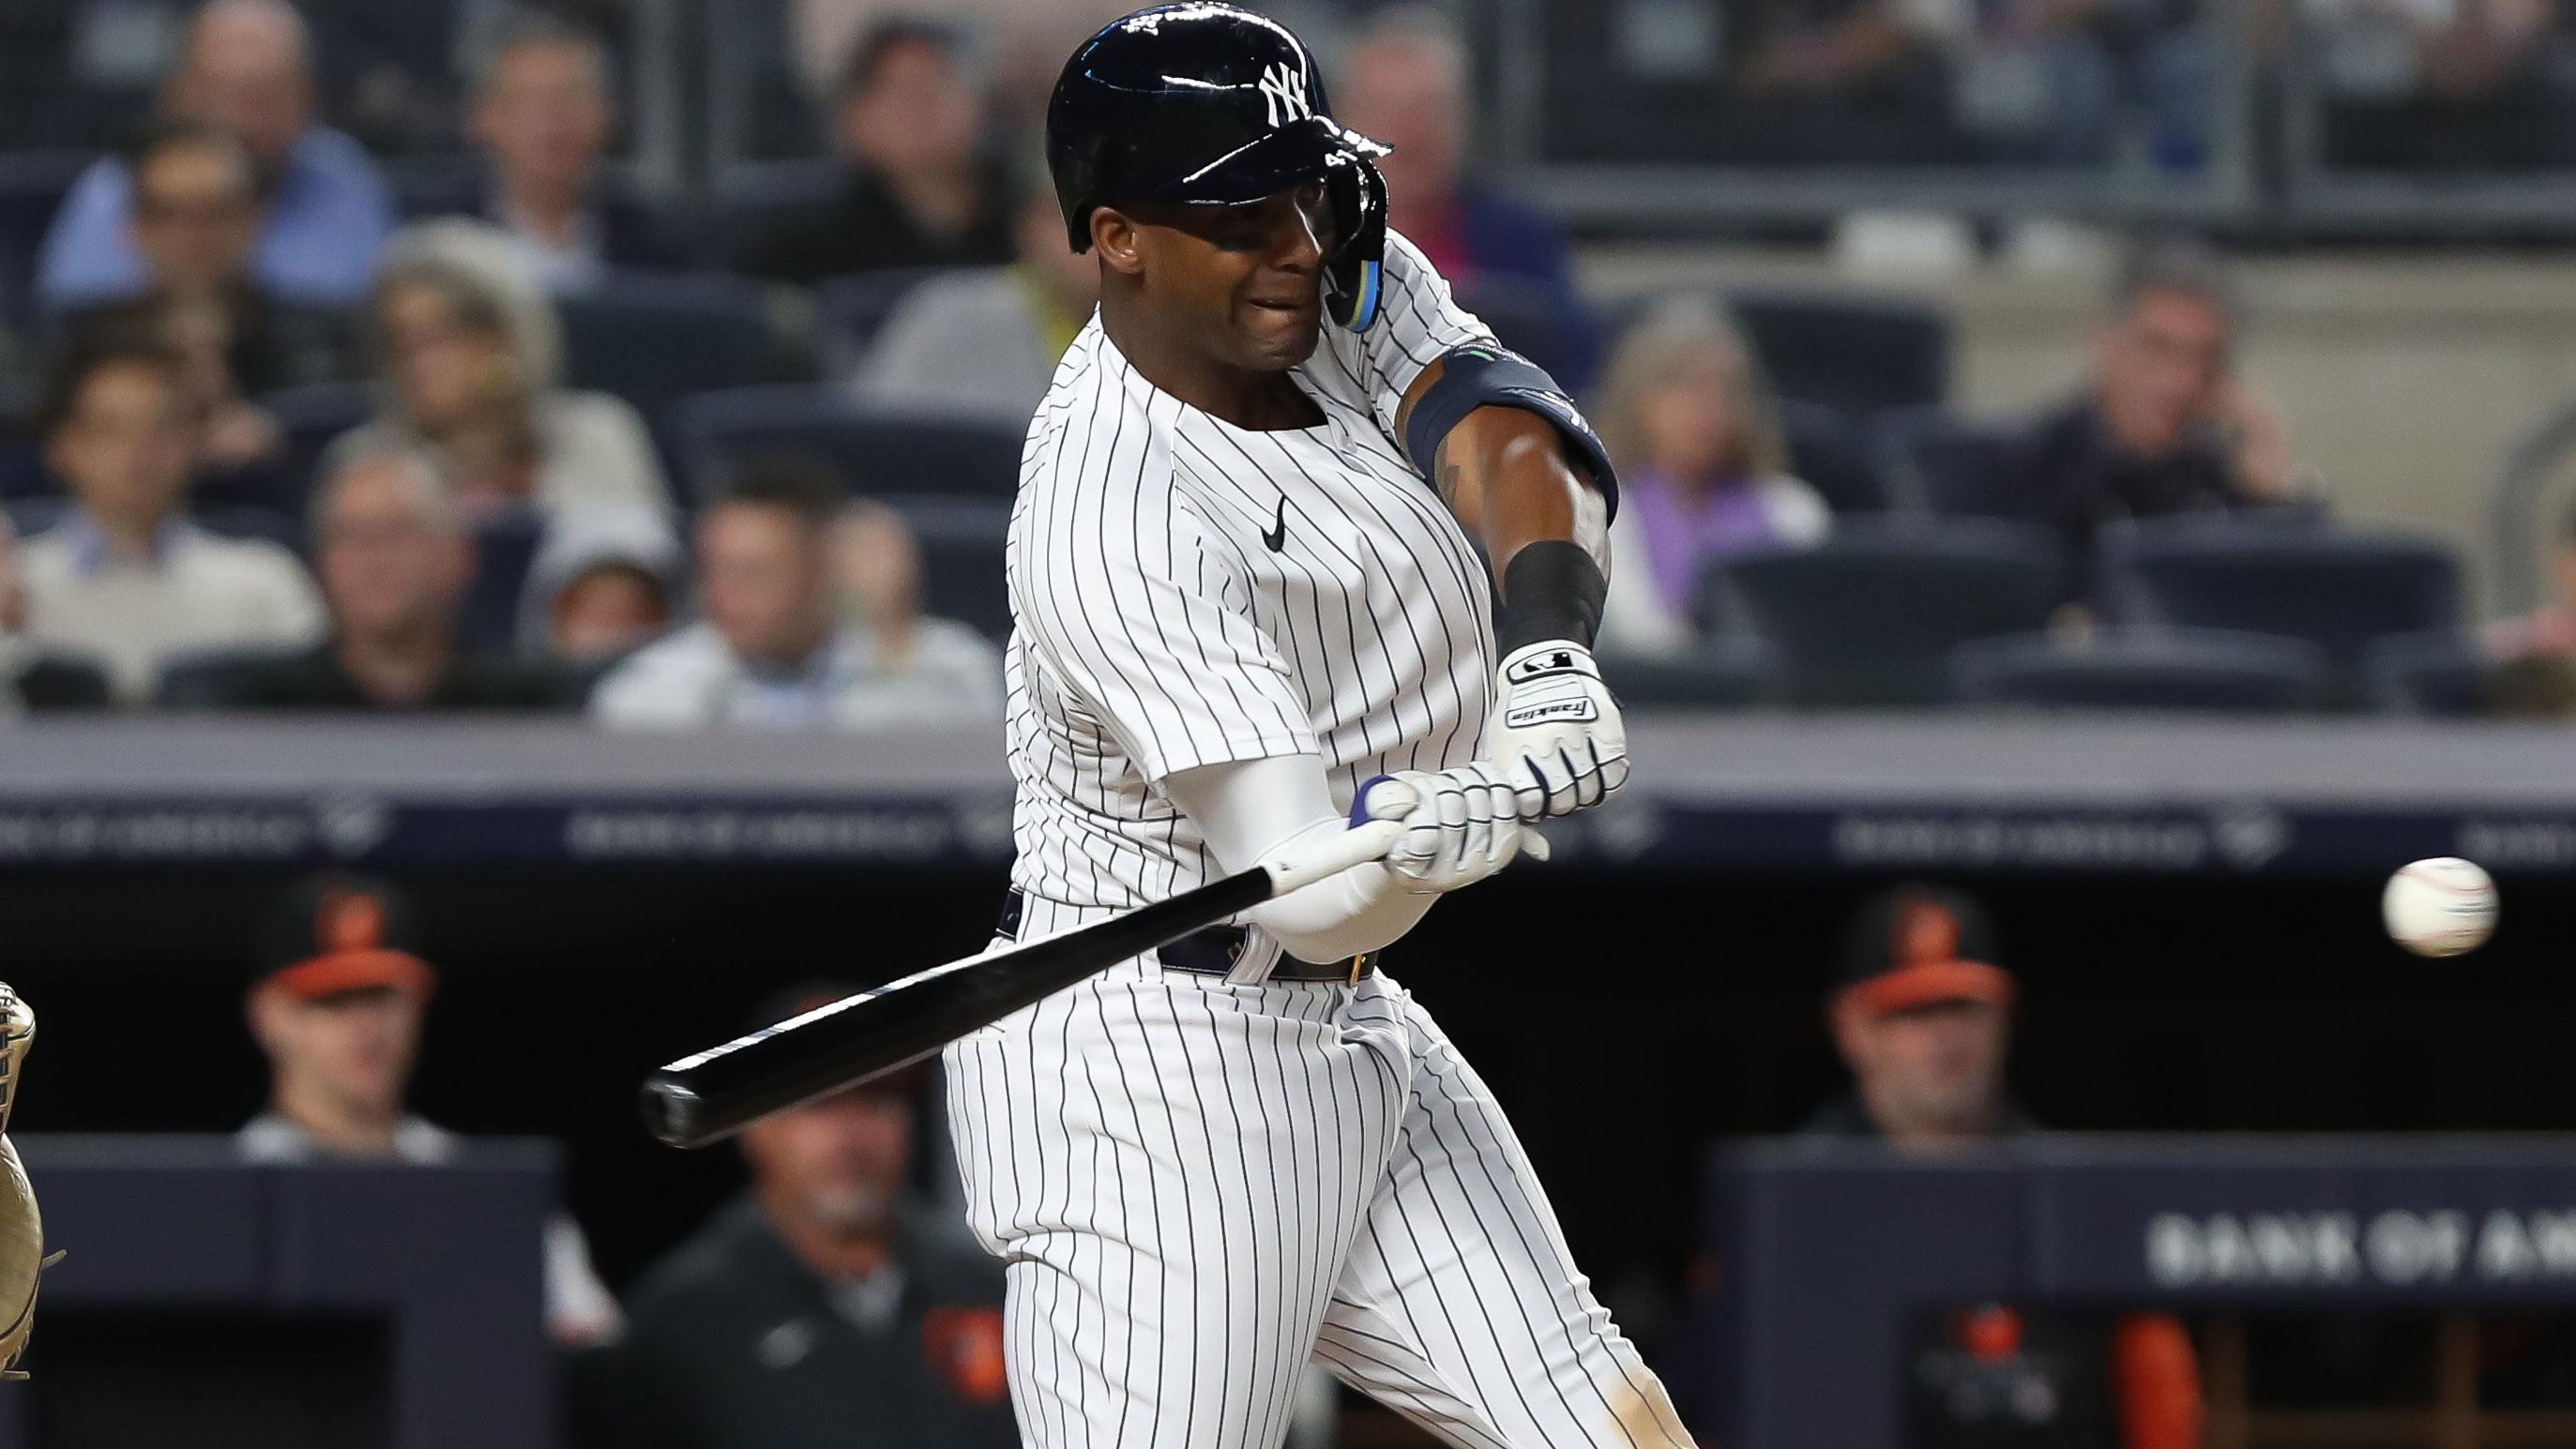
642, 810, 1409, 1149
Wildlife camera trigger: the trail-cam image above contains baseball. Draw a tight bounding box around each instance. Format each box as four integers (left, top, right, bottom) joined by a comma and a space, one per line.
2382, 857, 2497, 958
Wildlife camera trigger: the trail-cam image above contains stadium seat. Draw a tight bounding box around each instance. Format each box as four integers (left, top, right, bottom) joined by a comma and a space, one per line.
258, 381, 378, 505
154, 643, 306, 710
814, 266, 968, 374
1704, 519, 2062, 705
1600, 638, 1782, 709
1726, 291, 1949, 418
671, 385, 1024, 508
460, 512, 548, 655
1871, 404, 2025, 518
878, 493, 1012, 644
1780, 399, 1896, 515
2361, 629, 2492, 717
1949, 628, 2332, 713
715, 158, 843, 269
0, 152, 87, 326
2101, 521, 2462, 668
1454, 274, 1574, 383
557, 274, 806, 430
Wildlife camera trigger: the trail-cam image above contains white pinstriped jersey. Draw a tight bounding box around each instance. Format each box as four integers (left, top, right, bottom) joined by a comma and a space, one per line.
1005, 231, 1493, 918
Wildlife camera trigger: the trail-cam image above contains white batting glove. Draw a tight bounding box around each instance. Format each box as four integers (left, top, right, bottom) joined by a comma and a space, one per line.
1356, 765, 1550, 895
1491, 641, 1629, 819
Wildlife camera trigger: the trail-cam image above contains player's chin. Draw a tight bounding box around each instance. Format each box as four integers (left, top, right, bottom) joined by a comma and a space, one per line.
1235, 302, 1322, 369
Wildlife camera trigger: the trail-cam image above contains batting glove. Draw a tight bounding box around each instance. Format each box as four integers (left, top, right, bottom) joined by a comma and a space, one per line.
1356, 765, 1550, 894
1490, 641, 1629, 819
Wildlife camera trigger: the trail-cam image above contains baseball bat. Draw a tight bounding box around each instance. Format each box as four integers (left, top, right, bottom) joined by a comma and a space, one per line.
641, 815, 1404, 1149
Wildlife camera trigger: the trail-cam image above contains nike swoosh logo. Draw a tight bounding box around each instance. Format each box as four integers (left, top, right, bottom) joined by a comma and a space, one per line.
1263, 496, 1288, 552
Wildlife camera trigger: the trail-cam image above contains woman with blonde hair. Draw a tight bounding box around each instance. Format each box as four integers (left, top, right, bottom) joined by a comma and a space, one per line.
1596, 295, 1830, 657
325, 219, 673, 521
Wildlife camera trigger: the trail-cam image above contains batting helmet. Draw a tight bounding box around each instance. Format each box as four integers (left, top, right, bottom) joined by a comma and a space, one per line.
1046, 3, 1390, 333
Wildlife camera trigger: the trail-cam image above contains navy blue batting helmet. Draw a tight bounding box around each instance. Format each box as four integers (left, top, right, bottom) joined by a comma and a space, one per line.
1046, 4, 1390, 332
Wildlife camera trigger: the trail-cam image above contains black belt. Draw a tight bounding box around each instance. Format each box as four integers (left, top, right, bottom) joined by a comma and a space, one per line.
999, 889, 1376, 984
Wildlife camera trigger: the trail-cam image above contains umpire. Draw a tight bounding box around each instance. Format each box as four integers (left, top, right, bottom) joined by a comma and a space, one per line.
574, 983, 1013, 1449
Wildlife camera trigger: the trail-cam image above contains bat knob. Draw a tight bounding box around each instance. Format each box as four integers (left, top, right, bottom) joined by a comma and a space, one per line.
639, 1076, 709, 1150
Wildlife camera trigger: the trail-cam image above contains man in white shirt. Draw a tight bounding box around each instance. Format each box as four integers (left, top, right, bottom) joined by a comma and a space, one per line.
18, 334, 322, 702
593, 462, 1001, 730
238, 871, 622, 1348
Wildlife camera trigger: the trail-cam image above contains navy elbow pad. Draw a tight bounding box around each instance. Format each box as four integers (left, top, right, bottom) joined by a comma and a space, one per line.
1402, 344, 1619, 518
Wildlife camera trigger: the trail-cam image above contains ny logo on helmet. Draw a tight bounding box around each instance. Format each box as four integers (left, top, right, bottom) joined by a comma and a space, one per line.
1258, 62, 1311, 127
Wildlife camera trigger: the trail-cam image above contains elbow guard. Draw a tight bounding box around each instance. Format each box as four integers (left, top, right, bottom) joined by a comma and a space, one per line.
1402, 344, 1619, 517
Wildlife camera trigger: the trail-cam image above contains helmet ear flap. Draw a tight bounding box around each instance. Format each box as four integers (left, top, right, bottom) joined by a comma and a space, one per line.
1323, 157, 1387, 333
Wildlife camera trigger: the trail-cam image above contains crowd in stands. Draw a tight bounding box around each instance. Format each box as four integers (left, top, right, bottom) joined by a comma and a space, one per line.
0, 0, 2569, 732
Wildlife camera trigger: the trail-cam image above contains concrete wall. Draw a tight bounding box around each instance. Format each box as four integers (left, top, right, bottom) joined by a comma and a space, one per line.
1581, 246, 2576, 615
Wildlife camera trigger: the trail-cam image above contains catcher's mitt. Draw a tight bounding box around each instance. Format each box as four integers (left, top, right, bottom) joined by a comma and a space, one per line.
0, 985, 59, 1381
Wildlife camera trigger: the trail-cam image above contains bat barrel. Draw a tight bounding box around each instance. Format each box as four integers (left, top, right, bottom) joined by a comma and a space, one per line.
641, 868, 1274, 1148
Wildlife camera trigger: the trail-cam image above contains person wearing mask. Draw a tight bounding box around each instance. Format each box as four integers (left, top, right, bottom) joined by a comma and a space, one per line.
448, 8, 701, 293
239, 871, 621, 1347
1962, 239, 2305, 598
0, 513, 113, 716
324, 219, 674, 521
517, 505, 684, 664
591, 463, 1001, 730
1803, 883, 2204, 1449
186, 450, 582, 711
38, 0, 396, 309
578, 982, 1014, 1449
849, 169, 1099, 420
732, 19, 1013, 285
1595, 297, 1831, 657
17, 335, 322, 702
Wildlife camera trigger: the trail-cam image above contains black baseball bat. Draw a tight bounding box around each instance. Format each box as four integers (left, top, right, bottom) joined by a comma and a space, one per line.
641, 816, 1402, 1149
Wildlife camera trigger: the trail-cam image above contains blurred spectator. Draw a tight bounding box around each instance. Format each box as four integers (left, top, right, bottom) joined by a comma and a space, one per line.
1805, 883, 2204, 1449
593, 464, 1002, 730
518, 505, 684, 662
1736, 0, 1949, 106
0, 512, 113, 715
576, 982, 1012, 1449
442, 8, 700, 293
1955, 240, 2303, 597
1337, 6, 1598, 382
185, 451, 583, 711
2482, 651, 2576, 718
326, 220, 675, 521
850, 171, 1097, 419
732, 19, 1014, 285
18, 334, 321, 702
239, 871, 622, 1347
2482, 500, 2576, 660
57, 119, 353, 403
792, 0, 1129, 131
1595, 298, 1830, 657
38, 0, 397, 310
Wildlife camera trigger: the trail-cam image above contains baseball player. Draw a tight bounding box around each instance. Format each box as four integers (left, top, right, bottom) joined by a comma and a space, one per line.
943, 7, 1696, 1447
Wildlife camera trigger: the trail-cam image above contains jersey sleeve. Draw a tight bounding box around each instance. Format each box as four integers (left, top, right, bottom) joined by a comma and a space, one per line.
1328, 229, 1493, 442
1013, 411, 1320, 784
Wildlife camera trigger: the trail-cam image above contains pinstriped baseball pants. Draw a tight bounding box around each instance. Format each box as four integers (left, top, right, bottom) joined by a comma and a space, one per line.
942, 930, 1696, 1448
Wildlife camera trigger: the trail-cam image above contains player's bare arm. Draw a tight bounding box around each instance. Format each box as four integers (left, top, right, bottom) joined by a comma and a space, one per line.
1398, 350, 1633, 818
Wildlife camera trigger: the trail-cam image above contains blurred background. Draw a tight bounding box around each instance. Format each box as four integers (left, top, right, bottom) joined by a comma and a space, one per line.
7, 0, 2576, 1446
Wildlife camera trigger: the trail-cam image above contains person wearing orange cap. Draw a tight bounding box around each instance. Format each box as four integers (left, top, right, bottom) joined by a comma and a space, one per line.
1803, 883, 2203, 1449
237, 871, 621, 1347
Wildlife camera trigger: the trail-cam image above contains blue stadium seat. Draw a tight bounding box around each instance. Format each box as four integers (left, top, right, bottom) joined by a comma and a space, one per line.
1453, 274, 1576, 384
1949, 629, 2331, 713
2101, 521, 2462, 668
1726, 291, 1949, 418
1600, 638, 1782, 709
2361, 629, 2492, 717
715, 159, 843, 268
154, 643, 306, 710
557, 274, 804, 430
814, 266, 969, 375
1871, 404, 2023, 518
671, 386, 1024, 509
1780, 399, 1895, 515
878, 493, 1012, 644
1705, 519, 2061, 705
0, 152, 88, 326
257, 381, 379, 506
460, 512, 548, 656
